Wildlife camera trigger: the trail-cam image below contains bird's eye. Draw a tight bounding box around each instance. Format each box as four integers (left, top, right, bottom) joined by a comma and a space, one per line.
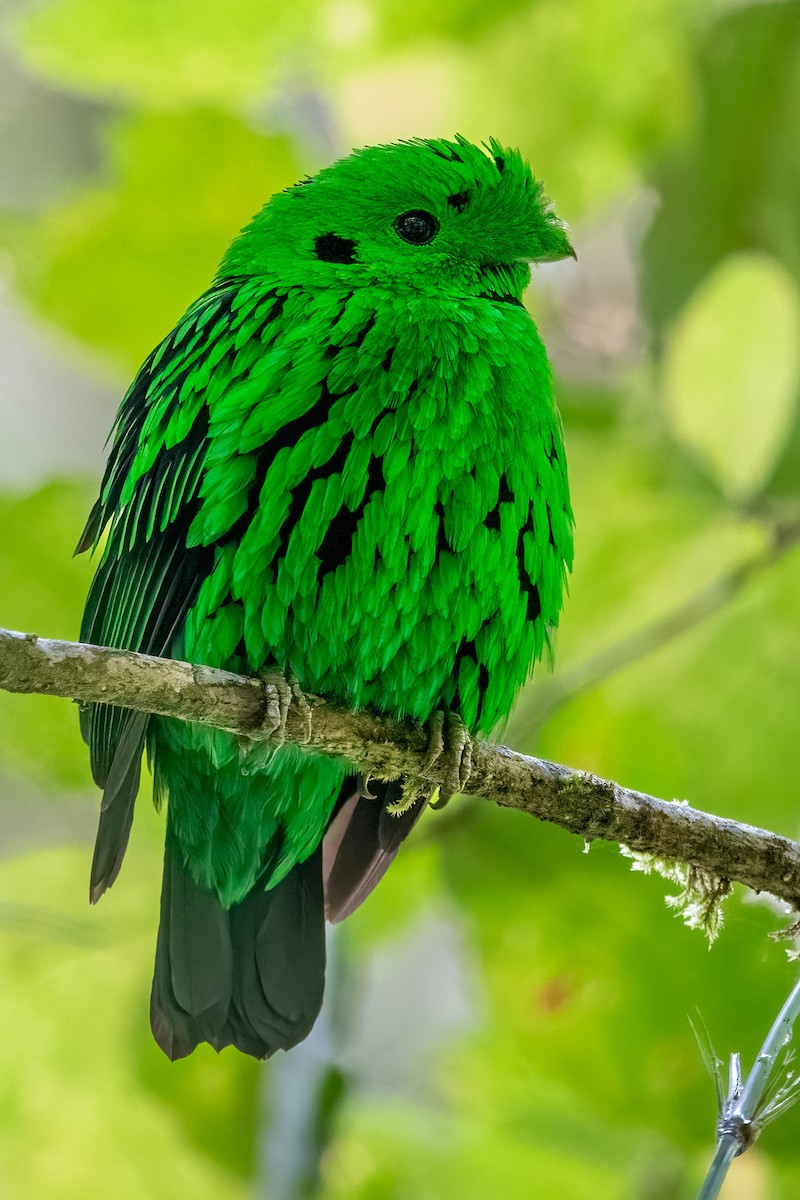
394, 210, 439, 245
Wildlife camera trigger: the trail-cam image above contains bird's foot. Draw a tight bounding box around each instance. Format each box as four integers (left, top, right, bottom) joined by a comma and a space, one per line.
260, 671, 312, 746
288, 674, 313, 744
261, 674, 291, 746
424, 708, 473, 810
385, 709, 473, 816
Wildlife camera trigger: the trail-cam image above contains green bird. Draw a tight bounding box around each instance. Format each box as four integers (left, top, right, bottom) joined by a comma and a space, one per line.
77, 135, 574, 1061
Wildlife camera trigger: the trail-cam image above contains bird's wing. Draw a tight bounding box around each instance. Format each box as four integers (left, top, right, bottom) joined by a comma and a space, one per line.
77, 280, 285, 900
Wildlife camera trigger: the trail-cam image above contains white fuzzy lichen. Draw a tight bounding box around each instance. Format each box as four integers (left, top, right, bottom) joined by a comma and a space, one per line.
620, 846, 732, 944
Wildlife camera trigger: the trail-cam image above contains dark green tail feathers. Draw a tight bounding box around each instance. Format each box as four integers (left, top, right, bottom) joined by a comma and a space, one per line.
84, 744, 424, 1060
147, 778, 427, 1059
151, 835, 326, 1061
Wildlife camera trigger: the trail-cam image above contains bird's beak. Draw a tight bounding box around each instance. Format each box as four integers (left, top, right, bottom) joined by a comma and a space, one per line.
532, 225, 576, 263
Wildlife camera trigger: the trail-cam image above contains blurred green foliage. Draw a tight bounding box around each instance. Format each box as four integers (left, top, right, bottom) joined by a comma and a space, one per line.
12, 0, 316, 109
1, 0, 800, 1197
16, 114, 301, 365
0, 484, 94, 785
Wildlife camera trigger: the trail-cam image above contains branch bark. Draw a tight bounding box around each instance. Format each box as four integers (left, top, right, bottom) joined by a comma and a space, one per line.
1, 626, 799, 910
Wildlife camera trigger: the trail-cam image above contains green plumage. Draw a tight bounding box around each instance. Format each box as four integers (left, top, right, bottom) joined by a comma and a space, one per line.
78, 135, 574, 1060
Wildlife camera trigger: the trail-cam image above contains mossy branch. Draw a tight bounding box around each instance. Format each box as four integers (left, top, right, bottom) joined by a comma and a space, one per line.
1, 626, 799, 913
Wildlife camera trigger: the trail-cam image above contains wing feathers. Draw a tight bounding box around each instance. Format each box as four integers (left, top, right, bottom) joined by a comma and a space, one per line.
77, 295, 236, 895
89, 711, 148, 903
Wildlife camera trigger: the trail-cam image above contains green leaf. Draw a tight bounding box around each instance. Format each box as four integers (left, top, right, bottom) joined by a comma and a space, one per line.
663, 252, 800, 500
11, 0, 314, 110
642, 1, 800, 335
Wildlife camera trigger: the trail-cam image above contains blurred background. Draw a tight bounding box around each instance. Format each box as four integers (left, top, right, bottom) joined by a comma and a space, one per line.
1, 0, 800, 1195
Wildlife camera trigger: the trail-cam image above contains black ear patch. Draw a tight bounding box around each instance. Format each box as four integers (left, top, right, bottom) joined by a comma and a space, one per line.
447, 191, 469, 213
315, 233, 358, 264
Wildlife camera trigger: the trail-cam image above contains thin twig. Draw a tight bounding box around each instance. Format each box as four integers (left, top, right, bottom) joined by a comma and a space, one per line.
698, 979, 800, 1199
2, 626, 800, 909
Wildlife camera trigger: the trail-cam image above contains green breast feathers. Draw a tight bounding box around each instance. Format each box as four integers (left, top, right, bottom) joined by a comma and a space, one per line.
93, 278, 572, 733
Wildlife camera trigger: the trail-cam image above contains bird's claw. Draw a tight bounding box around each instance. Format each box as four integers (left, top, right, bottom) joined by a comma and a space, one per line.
259, 672, 312, 747
421, 709, 445, 775
261, 674, 292, 746
358, 774, 378, 800
385, 710, 471, 816
289, 674, 313, 744
424, 708, 473, 809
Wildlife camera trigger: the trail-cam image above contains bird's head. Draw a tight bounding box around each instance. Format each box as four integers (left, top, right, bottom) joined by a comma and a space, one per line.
221, 135, 574, 302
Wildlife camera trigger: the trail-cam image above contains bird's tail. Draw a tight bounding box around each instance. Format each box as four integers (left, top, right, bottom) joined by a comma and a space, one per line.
150, 833, 326, 1060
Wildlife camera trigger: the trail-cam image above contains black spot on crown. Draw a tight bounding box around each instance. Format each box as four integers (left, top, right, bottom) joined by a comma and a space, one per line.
447, 191, 470, 213
315, 233, 358, 264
